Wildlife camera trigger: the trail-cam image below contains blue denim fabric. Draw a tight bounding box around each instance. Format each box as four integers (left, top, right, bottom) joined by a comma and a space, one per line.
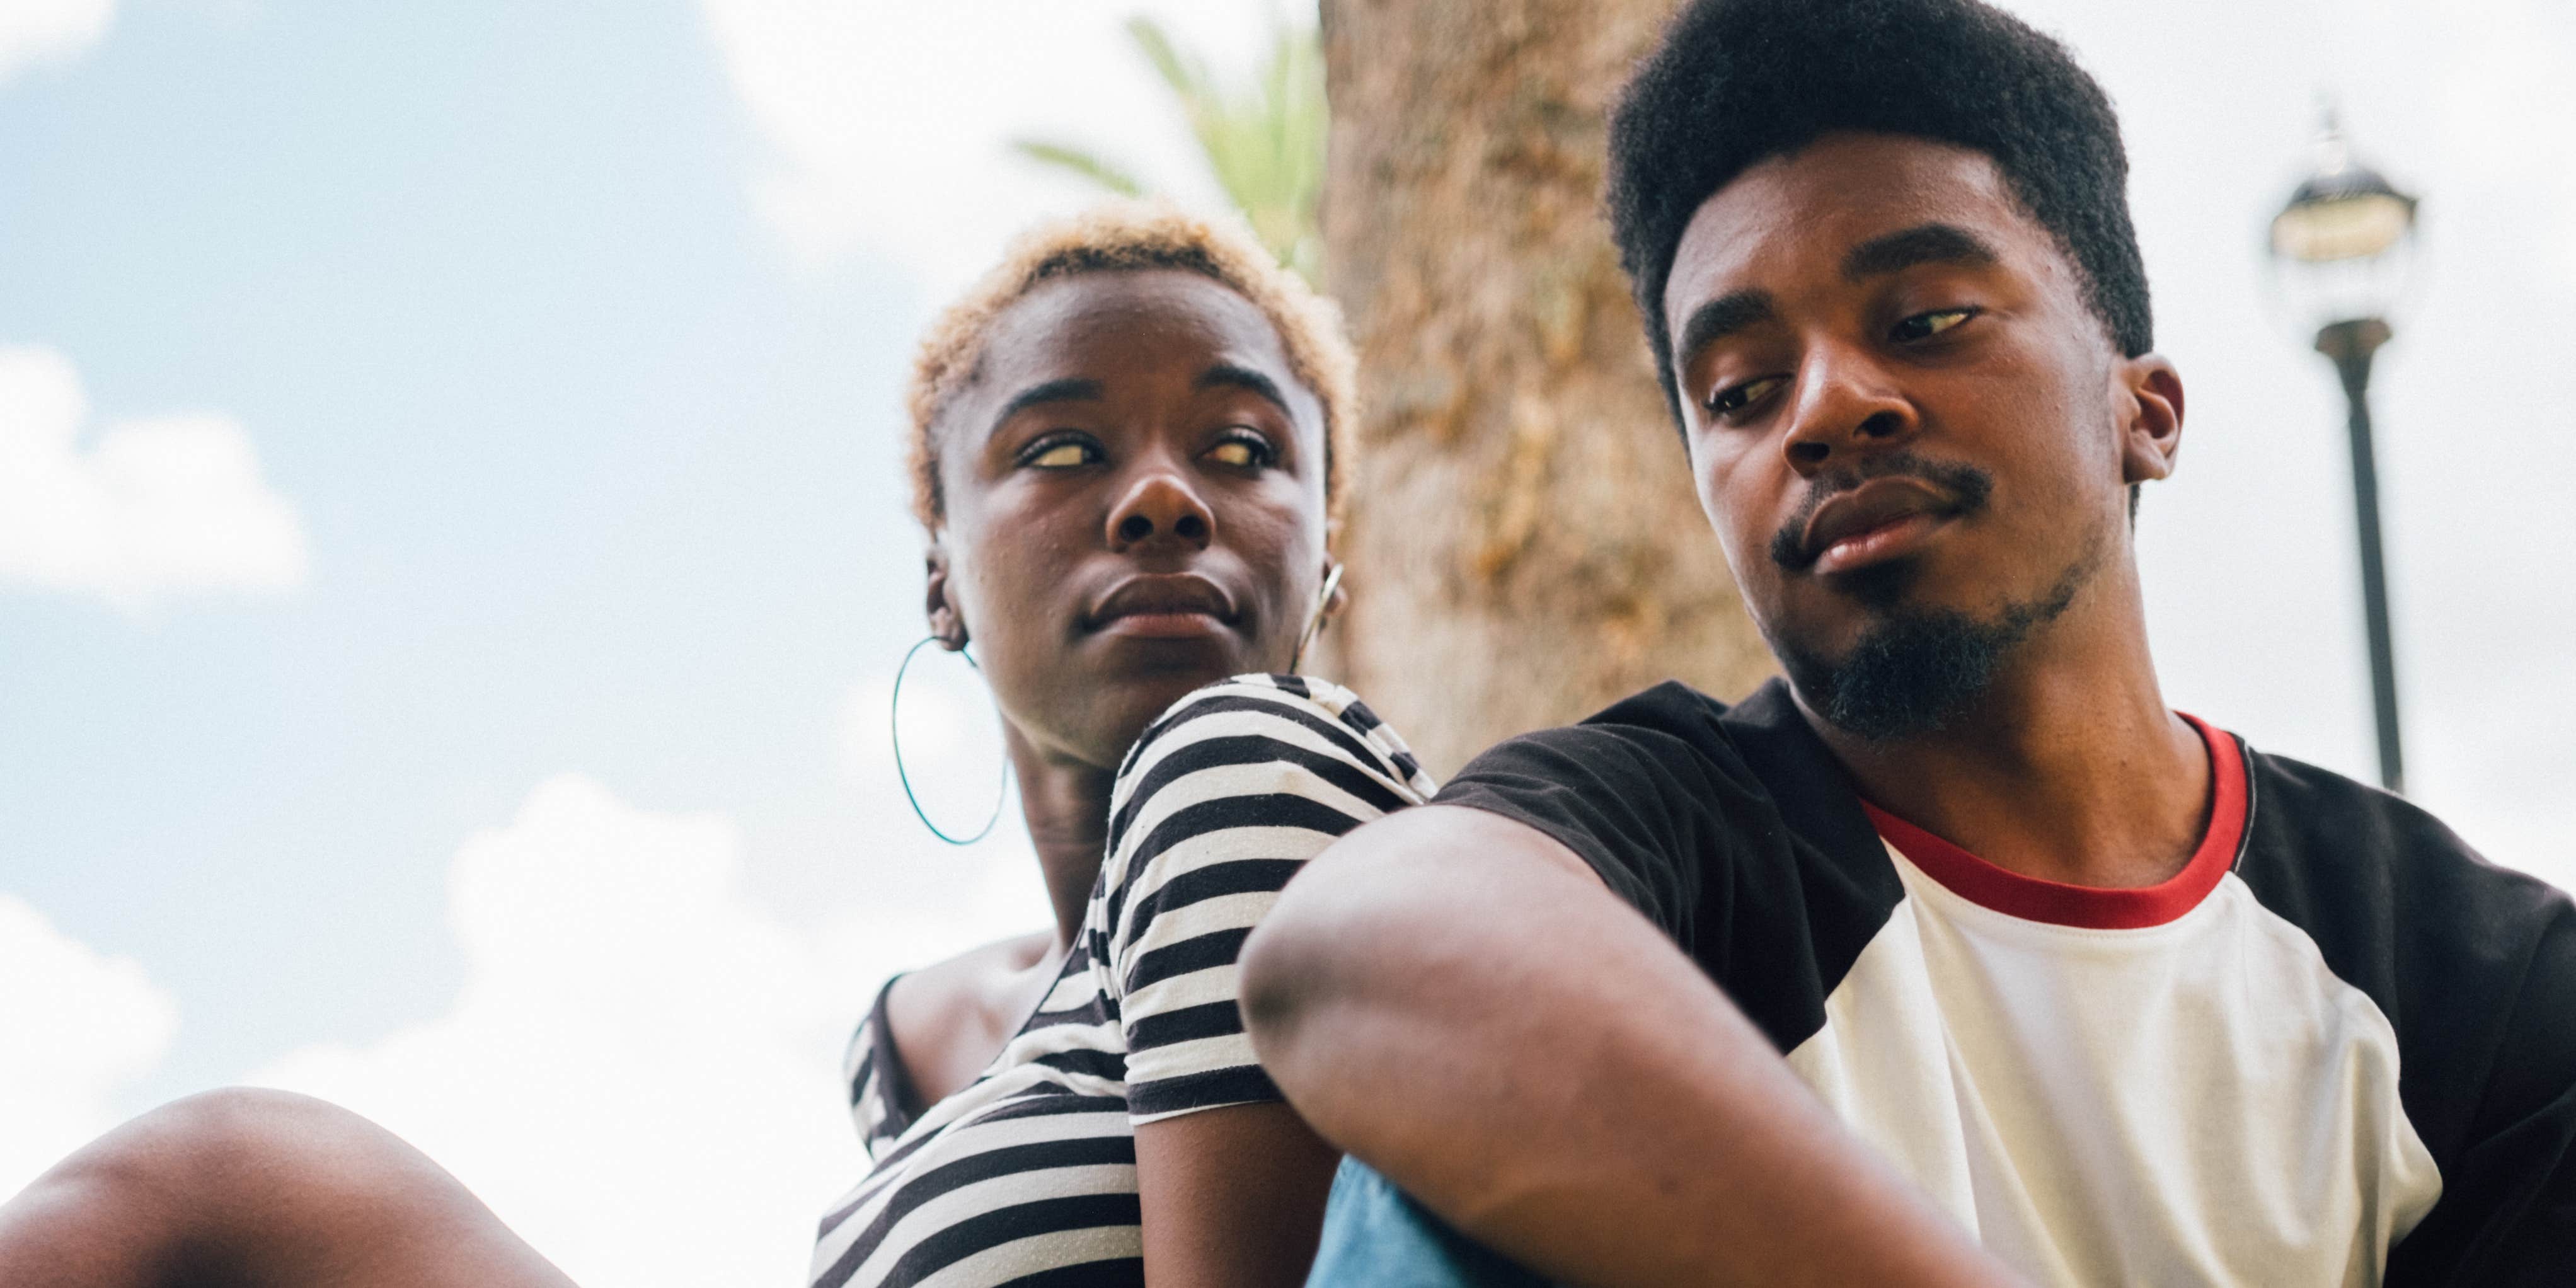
1304, 1158, 1557, 1288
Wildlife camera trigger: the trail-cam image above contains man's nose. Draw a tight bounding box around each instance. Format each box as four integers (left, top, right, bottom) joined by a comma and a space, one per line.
1777, 343, 1919, 477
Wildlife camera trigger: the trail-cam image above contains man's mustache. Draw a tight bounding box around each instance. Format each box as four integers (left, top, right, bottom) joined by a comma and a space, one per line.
1768, 452, 1996, 572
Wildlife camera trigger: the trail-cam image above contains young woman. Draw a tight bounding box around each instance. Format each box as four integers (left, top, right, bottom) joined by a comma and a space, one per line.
808, 203, 1435, 1287
0, 203, 1435, 1288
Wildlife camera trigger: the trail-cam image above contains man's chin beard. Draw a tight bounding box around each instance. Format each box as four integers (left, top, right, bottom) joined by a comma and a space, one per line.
1773, 560, 2090, 742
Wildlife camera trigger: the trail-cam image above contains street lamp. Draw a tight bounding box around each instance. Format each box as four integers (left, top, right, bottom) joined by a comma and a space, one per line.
2268, 112, 2419, 795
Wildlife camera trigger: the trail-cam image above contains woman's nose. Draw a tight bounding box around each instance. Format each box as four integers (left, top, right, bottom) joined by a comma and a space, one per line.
1106, 469, 1215, 551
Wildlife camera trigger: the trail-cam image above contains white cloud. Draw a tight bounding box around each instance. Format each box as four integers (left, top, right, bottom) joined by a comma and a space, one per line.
694, 0, 1269, 298
841, 655, 1020, 842
0, 0, 110, 85
0, 345, 309, 607
0, 762, 1040, 1275
0, 895, 178, 1200
248, 774, 1023, 1287
2429, 0, 2576, 286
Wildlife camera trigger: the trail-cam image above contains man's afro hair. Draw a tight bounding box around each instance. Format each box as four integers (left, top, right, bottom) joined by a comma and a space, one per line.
1605, 0, 2153, 426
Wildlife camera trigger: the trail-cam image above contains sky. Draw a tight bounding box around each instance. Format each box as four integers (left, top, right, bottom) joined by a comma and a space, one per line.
1, 0, 2569, 1282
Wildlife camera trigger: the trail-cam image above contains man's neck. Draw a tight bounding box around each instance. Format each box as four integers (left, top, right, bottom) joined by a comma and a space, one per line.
1803, 590, 2212, 891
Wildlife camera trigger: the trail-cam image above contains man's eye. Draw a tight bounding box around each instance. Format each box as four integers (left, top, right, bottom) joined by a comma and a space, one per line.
1706, 376, 1783, 418
1025, 440, 1096, 469
1894, 308, 1977, 342
1205, 433, 1274, 468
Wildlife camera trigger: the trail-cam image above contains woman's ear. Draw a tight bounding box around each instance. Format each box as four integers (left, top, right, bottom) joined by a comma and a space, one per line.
2117, 354, 2186, 487
1320, 558, 1348, 622
924, 541, 969, 650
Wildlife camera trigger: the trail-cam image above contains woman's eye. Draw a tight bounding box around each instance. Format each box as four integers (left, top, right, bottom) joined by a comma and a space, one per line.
1024, 440, 1096, 469
1706, 376, 1783, 418
1205, 433, 1275, 468
1894, 307, 1977, 342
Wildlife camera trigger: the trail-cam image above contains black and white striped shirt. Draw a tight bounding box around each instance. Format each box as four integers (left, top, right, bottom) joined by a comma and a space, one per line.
810, 674, 1435, 1288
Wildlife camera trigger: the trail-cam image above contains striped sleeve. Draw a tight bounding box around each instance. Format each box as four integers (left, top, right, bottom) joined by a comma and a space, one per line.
1097, 674, 1437, 1124
843, 977, 911, 1161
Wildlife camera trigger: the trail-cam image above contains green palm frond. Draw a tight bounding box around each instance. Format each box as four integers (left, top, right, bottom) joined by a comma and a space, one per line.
1004, 11, 1326, 284
1124, 14, 1206, 104
1008, 139, 1149, 198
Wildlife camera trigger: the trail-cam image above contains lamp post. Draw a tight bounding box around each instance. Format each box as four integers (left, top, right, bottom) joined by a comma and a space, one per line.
2268, 114, 2418, 795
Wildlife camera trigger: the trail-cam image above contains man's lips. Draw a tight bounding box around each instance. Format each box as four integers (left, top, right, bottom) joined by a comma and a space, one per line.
1798, 477, 1964, 575
1084, 573, 1239, 638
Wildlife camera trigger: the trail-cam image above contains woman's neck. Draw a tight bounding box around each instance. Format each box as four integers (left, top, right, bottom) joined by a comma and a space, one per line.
1004, 725, 1117, 950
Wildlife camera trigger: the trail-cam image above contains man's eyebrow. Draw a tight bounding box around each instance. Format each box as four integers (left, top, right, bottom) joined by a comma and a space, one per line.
988, 377, 1104, 435
1674, 289, 1780, 371
1841, 222, 2002, 280
1196, 363, 1294, 416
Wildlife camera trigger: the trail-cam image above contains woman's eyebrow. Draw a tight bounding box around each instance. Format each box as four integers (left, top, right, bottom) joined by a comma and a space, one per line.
989, 377, 1104, 435
1841, 222, 2002, 280
1196, 363, 1294, 416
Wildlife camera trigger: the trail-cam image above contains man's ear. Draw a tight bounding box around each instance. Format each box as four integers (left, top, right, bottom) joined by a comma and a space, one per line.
2117, 354, 2185, 486
924, 540, 968, 650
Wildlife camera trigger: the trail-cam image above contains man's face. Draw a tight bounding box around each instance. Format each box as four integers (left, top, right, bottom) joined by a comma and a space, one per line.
1660, 132, 2179, 736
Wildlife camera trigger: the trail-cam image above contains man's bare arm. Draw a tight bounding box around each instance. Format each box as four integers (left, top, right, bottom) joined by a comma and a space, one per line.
1238, 805, 2018, 1288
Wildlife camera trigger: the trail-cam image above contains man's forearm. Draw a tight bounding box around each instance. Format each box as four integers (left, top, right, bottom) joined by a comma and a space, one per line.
1239, 806, 2016, 1288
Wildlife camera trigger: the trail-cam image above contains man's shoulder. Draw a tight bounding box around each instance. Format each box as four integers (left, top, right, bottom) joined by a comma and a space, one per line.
2236, 743, 2567, 938
1446, 678, 1795, 814
2231, 741, 2576, 1160
1561, 676, 1738, 737
1538, 676, 1810, 772
1449, 674, 1869, 854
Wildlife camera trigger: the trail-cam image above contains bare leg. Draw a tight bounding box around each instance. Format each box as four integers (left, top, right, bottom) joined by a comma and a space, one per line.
0, 1088, 577, 1288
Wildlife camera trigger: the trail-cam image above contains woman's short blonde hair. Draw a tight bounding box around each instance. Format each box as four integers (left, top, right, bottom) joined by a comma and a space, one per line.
905, 200, 1358, 532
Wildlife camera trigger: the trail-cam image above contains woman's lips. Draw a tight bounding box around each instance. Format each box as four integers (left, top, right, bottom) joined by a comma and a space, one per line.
1095, 610, 1231, 639
1086, 573, 1238, 639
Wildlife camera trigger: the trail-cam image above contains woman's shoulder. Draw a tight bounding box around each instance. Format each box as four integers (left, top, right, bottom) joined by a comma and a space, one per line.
1095, 676, 1439, 956
854, 930, 1055, 1144
841, 975, 909, 1154
887, 931, 1055, 1040
1086, 676, 1438, 1123
1114, 672, 1438, 803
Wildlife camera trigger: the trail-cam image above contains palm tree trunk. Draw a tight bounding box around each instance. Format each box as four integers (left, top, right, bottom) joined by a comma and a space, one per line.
1316, 0, 1774, 776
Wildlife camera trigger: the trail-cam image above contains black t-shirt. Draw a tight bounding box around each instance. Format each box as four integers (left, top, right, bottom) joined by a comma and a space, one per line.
1436, 677, 2576, 1286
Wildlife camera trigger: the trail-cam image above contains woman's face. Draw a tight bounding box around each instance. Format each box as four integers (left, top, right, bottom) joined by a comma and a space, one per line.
928, 268, 1333, 770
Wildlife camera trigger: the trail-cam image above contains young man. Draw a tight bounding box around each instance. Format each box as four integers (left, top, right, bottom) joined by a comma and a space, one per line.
1237, 1, 2576, 1284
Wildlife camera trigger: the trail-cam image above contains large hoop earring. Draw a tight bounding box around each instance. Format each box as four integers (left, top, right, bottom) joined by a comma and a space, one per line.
1289, 563, 1345, 675
890, 635, 1013, 845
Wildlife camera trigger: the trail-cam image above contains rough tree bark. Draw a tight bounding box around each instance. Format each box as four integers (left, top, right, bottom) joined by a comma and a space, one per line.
1316, 0, 1774, 776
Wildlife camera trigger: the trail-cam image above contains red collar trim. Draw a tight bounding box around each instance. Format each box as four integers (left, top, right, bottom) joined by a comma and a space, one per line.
1858, 715, 2248, 930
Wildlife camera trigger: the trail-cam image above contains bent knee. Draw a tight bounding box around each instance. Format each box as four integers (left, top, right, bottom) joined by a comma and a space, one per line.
4, 1089, 561, 1288
48, 1088, 418, 1212
148, 1088, 384, 1166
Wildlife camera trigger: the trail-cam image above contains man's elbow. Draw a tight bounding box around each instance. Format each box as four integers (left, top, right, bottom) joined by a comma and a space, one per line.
1243, 805, 1539, 1069
1238, 842, 1352, 1079
1243, 813, 1430, 1108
